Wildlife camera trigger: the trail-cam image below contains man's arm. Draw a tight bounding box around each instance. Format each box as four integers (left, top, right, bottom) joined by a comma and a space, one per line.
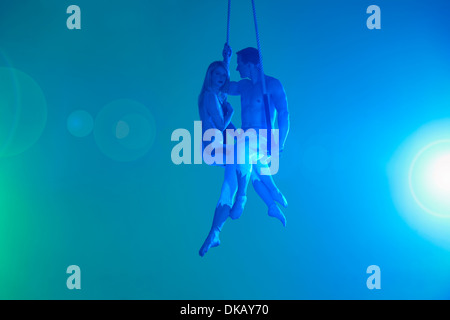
222, 43, 241, 96
227, 81, 241, 96
271, 79, 290, 151
223, 43, 232, 69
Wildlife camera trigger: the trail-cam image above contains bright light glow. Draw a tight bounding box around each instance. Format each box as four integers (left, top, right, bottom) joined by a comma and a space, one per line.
388, 119, 450, 250
408, 140, 450, 218
429, 153, 450, 194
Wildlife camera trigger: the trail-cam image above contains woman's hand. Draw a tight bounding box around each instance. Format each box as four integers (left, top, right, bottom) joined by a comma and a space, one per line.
224, 101, 234, 116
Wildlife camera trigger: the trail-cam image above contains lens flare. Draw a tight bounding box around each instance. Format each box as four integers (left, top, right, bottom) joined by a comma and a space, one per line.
409, 140, 450, 218
388, 119, 450, 250
429, 153, 450, 194
67, 110, 94, 138
0, 67, 47, 157
94, 99, 156, 162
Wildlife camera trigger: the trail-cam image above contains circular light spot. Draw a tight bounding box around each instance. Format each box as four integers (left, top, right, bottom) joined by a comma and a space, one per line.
94, 99, 156, 162
115, 120, 130, 139
67, 110, 94, 138
117, 113, 155, 149
409, 140, 450, 218
0, 67, 47, 157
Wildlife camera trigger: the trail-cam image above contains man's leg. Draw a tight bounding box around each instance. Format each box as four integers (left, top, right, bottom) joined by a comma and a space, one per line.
254, 169, 288, 208
251, 164, 286, 227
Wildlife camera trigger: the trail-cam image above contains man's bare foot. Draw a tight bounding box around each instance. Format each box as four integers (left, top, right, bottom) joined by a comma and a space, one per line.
268, 204, 286, 227
273, 190, 288, 208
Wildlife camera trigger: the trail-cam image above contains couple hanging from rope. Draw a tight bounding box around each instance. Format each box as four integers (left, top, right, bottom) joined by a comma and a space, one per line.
198, 43, 290, 256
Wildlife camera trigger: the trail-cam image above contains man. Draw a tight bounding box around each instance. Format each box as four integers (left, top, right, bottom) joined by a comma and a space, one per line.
223, 45, 290, 226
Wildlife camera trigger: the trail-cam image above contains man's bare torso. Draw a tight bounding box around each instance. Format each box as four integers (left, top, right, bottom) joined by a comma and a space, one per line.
239, 75, 277, 130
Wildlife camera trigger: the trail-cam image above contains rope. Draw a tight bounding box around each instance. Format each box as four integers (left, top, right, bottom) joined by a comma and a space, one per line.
251, 0, 266, 94
226, 0, 231, 45
225, 0, 272, 153
251, 0, 272, 153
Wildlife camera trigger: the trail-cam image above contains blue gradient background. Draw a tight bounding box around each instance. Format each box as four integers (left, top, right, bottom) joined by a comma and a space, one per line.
1, 0, 450, 299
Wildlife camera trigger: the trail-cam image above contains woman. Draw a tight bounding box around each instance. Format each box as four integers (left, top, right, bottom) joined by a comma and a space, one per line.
198, 60, 252, 257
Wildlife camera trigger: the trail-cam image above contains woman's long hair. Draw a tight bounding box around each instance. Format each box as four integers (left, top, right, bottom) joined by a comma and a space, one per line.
198, 61, 230, 111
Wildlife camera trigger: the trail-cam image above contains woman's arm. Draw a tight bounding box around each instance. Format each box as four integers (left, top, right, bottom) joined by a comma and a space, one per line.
222, 101, 234, 129
204, 92, 233, 132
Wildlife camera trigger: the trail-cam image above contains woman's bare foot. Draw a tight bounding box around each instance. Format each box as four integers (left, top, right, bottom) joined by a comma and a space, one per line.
199, 230, 220, 257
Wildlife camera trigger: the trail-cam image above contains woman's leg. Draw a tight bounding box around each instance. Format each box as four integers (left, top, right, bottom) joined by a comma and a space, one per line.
229, 162, 252, 220
228, 132, 254, 220
217, 163, 238, 208
199, 164, 237, 257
